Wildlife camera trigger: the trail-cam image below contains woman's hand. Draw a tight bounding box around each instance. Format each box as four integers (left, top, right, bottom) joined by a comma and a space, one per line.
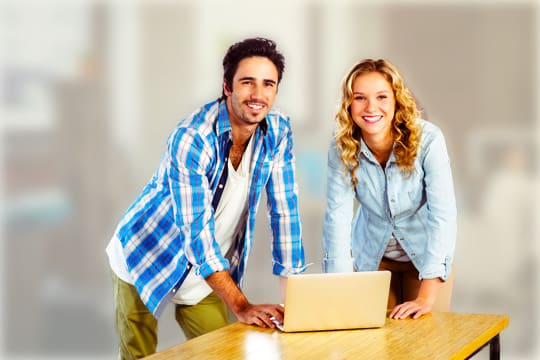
389, 277, 442, 319
389, 297, 433, 319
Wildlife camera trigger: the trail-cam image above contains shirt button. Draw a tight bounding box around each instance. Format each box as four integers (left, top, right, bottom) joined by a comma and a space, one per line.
390, 199, 396, 203
219, 184, 224, 189
410, 253, 416, 257
400, 237, 405, 241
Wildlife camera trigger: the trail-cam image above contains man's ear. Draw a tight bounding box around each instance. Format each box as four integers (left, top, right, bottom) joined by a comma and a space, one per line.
223, 80, 232, 97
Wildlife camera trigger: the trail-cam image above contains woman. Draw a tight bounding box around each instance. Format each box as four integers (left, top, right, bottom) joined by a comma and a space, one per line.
322, 59, 456, 320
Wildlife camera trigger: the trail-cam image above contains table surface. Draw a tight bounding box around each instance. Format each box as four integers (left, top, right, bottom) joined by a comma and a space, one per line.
146, 312, 509, 360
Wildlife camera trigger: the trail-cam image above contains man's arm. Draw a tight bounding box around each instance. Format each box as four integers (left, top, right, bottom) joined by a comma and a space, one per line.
168, 128, 230, 277
266, 118, 306, 276
205, 271, 284, 328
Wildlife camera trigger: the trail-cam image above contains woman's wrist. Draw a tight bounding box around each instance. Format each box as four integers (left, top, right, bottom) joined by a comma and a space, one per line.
417, 278, 442, 305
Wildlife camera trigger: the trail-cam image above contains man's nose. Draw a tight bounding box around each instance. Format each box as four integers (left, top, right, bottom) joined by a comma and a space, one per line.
250, 83, 263, 99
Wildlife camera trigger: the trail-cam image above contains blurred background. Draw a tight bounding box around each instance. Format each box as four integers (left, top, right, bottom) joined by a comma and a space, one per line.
1, 0, 538, 359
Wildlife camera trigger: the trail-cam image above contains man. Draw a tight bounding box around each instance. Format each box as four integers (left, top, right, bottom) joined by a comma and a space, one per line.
106, 37, 306, 359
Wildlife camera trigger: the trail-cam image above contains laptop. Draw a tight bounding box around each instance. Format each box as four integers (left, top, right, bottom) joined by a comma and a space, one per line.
272, 270, 391, 332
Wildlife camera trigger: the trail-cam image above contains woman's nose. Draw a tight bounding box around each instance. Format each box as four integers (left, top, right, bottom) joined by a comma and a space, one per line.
366, 99, 375, 111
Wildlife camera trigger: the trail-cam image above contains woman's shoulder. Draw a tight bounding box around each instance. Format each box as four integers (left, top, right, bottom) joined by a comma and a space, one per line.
418, 118, 441, 133
418, 118, 445, 142
416, 119, 450, 158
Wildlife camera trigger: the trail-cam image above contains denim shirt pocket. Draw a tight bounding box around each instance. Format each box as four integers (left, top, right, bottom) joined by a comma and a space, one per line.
354, 178, 369, 200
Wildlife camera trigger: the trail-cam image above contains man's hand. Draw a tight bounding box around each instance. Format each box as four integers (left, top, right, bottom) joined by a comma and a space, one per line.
235, 303, 284, 328
205, 271, 283, 328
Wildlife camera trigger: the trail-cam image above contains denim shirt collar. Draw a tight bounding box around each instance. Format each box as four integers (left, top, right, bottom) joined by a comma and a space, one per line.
359, 136, 397, 165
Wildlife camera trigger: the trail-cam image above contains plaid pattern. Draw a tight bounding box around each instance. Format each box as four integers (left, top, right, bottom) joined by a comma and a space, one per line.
115, 99, 305, 317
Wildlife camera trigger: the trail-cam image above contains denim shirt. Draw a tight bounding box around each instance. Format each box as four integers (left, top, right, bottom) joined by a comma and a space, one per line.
322, 119, 456, 281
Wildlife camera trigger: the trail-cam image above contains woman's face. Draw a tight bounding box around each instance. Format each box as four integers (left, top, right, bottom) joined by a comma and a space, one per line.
349, 71, 395, 140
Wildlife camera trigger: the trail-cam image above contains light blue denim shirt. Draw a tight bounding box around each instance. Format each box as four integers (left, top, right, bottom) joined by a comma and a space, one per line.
322, 119, 456, 281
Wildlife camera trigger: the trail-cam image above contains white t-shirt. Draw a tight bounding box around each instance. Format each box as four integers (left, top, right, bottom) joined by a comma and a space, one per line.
384, 234, 411, 262
106, 136, 254, 305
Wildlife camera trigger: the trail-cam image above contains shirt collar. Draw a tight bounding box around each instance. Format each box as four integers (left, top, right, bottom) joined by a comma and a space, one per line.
216, 100, 232, 137
360, 137, 397, 164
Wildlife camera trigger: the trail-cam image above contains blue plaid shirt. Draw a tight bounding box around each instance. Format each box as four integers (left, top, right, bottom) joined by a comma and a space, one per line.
115, 99, 306, 317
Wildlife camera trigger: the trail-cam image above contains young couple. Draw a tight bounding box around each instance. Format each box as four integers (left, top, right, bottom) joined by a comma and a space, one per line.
106, 37, 456, 359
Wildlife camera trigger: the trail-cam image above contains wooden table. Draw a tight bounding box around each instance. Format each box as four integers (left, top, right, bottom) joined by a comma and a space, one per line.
146, 312, 509, 360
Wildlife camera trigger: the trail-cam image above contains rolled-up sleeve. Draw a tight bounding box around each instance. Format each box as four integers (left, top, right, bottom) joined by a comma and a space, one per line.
168, 128, 230, 278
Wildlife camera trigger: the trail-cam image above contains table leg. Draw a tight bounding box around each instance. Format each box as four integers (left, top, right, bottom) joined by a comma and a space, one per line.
489, 334, 500, 360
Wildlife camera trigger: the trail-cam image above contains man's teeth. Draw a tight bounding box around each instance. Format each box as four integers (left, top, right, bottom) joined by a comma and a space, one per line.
248, 103, 263, 110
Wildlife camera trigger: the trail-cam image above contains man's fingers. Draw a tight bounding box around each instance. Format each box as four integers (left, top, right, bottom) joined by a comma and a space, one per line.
237, 304, 285, 328
260, 313, 276, 328
266, 305, 284, 322
250, 316, 265, 327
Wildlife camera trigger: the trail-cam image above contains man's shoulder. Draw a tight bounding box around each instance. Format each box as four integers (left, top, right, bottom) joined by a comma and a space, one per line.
265, 107, 292, 136
266, 107, 290, 123
182, 99, 220, 128
173, 99, 221, 137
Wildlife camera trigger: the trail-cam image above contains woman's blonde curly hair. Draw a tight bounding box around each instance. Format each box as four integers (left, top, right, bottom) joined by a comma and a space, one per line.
335, 59, 421, 188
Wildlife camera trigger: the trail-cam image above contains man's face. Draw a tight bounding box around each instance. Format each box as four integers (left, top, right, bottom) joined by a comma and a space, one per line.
224, 56, 279, 128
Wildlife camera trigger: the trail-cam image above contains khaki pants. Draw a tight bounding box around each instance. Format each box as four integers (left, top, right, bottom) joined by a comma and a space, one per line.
111, 271, 229, 360
378, 258, 454, 312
